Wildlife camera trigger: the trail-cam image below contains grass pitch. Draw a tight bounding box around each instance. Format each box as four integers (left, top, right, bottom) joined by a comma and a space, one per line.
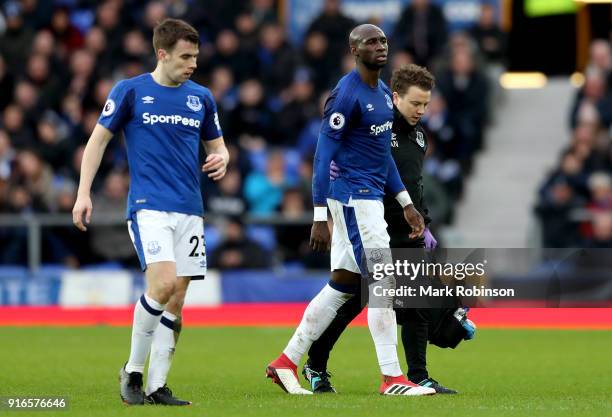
2, 326, 611, 417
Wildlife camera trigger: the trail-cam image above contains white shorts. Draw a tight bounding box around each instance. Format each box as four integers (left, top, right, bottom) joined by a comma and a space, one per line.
328, 198, 391, 276
127, 209, 206, 278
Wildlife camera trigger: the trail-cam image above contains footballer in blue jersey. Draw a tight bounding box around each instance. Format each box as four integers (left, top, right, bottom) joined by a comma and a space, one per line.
97, 73, 222, 219
267, 24, 434, 397
72, 19, 229, 406
320, 68, 395, 203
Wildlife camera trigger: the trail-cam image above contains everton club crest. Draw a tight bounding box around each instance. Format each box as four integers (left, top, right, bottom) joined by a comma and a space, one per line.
186, 95, 202, 112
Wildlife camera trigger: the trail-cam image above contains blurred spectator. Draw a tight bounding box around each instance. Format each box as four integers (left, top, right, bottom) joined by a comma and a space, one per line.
434, 31, 485, 74
536, 39, 612, 248
0, 183, 77, 265
208, 29, 256, 82
226, 79, 273, 141
84, 25, 113, 76
91, 78, 114, 110
381, 49, 414, 82
35, 111, 72, 170
436, 49, 489, 170
68, 49, 97, 97
14, 149, 56, 211
209, 216, 271, 269
19, 0, 53, 30
301, 31, 335, 92
60, 93, 84, 134
48, 6, 84, 56
25, 53, 62, 109
0, 1, 35, 69
307, 0, 355, 59
5, 184, 41, 213
588, 213, 612, 248
275, 187, 310, 261
244, 149, 295, 214
30, 29, 64, 80
0, 129, 15, 180
90, 171, 136, 265
45, 178, 85, 267
421, 93, 465, 202
569, 123, 598, 172
468, 3, 507, 66
586, 39, 611, 82
95, 0, 125, 56
166, 0, 212, 37
209, 66, 238, 118
555, 149, 589, 198
570, 69, 611, 128
234, 10, 259, 52
256, 22, 299, 94
3, 103, 34, 148
31, 29, 56, 60
273, 70, 318, 145
298, 158, 313, 208
0, 54, 15, 110
207, 167, 246, 217
586, 172, 612, 212
393, 0, 448, 66
67, 144, 86, 185
250, 0, 277, 28
297, 91, 328, 158
14, 81, 40, 122
535, 177, 584, 247
120, 29, 152, 68
139, 1, 168, 40
422, 172, 453, 225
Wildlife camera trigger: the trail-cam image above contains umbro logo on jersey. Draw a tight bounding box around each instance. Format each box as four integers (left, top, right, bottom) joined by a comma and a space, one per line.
142, 96, 155, 104
366, 103, 374, 111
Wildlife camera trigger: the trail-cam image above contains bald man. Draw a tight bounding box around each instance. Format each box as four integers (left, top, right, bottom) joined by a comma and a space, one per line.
265, 24, 434, 396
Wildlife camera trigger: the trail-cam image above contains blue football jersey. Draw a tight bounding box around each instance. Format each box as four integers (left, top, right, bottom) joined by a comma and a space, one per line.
98, 73, 222, 218
320, 69, 394, 203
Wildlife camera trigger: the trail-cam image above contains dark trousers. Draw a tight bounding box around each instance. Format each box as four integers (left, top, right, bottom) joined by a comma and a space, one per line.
307, 295, 431, 382
307, 234, 430, 382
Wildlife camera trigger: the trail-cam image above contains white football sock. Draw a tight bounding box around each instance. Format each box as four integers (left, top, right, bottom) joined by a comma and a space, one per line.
368, 307, 402, 377
146, 311, 178, 395
283, 284, 353, 366
125, 294, 166, 374
368, 276, 402, 377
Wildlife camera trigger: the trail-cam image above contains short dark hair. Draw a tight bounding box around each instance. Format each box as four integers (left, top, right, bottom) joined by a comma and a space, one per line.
152, 18, 199, 53
390, 64, 435, 96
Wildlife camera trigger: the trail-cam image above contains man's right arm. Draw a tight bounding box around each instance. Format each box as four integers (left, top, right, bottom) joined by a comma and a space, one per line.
72, 124, 114, 231
310, 86, 353, 250
310, 133, 341, 251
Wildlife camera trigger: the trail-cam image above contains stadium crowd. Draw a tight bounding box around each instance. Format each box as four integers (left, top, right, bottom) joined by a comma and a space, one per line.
0, 0, 501, 267
536, 39, 612, 248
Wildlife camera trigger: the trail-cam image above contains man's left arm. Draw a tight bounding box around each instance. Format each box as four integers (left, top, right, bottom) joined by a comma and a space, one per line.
203, 136, 229, 181
201, 93, 228, 181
